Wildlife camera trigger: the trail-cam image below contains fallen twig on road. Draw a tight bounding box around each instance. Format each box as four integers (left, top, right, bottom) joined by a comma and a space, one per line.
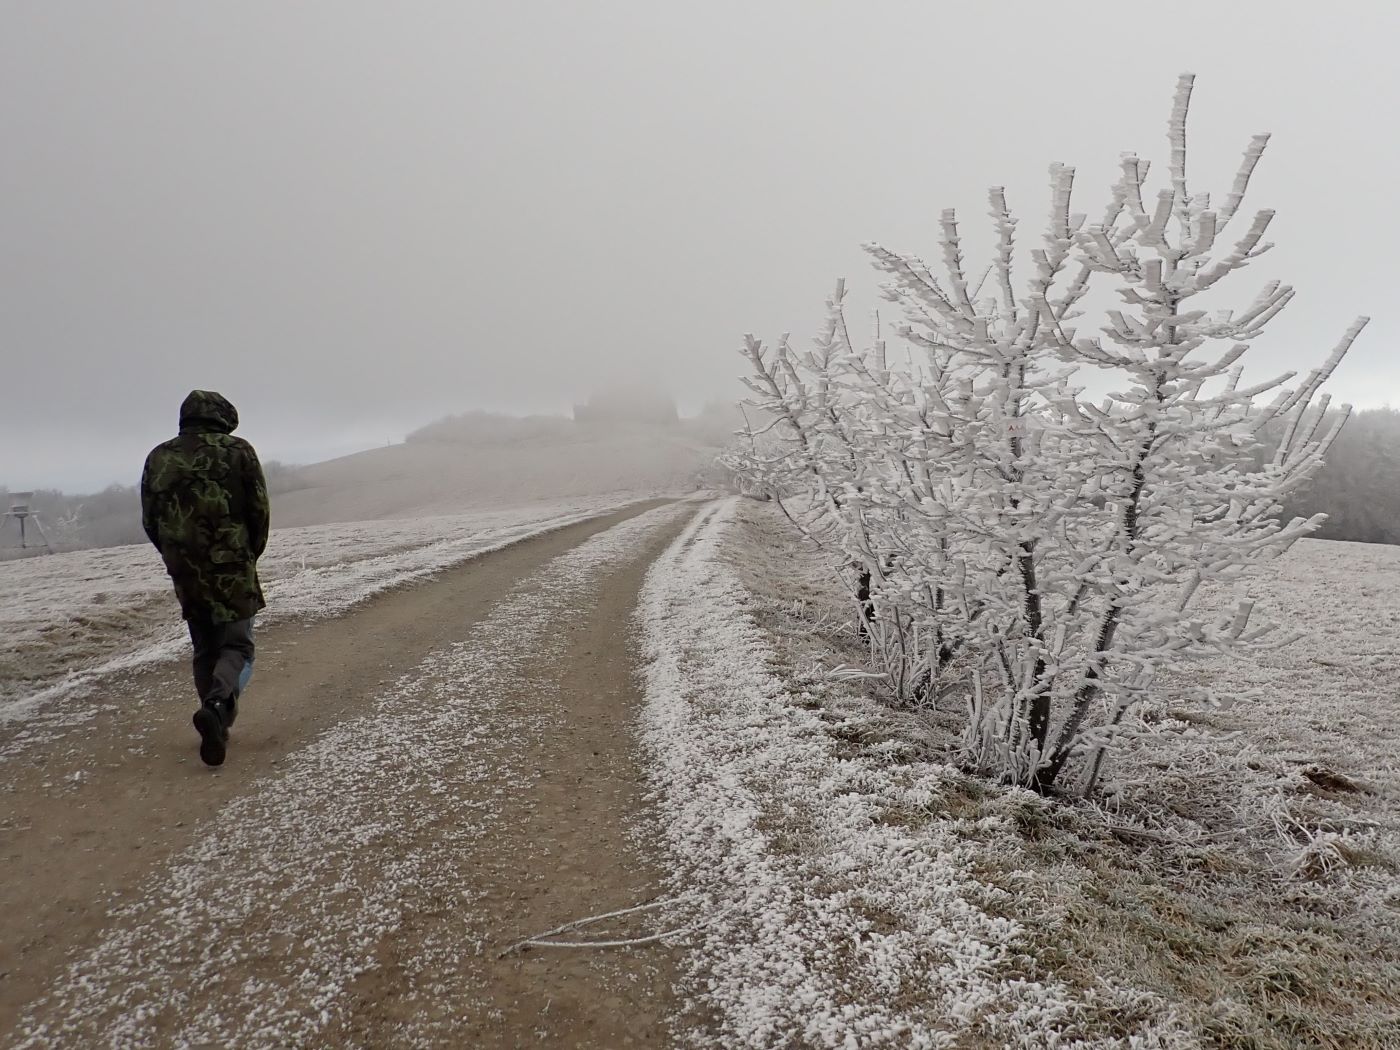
496, 897, 679, 957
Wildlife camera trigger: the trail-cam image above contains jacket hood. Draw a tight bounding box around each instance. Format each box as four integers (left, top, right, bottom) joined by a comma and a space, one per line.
179, 390, 239, 433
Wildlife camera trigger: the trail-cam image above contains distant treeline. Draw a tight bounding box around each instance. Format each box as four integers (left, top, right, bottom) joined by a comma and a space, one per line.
1277, 406, 1400, 545
0, 482, 141, 552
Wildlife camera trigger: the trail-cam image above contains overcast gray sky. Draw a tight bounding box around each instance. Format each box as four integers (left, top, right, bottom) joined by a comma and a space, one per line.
1, 1, 1395, 491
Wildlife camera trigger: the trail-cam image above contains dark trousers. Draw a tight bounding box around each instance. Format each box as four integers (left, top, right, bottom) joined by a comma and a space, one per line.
187, 616, 255, 717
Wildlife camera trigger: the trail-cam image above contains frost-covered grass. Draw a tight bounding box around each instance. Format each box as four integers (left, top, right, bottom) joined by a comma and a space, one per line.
0, 494, 650, 748
640, 497, 1400, 1048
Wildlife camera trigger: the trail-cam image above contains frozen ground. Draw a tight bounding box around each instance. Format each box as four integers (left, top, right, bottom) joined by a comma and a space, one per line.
9, 489, 1397, 1045
0, 493, 657, 757
639, 497, 1400, 1047
12, 502, 691, 1047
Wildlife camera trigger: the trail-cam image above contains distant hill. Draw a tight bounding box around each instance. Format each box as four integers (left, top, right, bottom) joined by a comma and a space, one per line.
3, 398, 748, 551
269, 411, 734, 527
573, 385, 679, 427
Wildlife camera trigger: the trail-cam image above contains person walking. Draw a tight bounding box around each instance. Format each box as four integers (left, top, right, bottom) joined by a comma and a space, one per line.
140, 390, 270, 766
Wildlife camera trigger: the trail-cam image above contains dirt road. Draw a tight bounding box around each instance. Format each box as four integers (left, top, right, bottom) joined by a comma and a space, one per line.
1, 499, 700, 1047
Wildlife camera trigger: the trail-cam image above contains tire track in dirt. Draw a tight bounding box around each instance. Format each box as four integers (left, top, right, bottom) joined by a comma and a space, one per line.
1, 499, 693, 1044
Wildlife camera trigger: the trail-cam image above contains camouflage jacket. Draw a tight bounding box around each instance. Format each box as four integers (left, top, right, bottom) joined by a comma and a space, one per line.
140, 390, 270, 623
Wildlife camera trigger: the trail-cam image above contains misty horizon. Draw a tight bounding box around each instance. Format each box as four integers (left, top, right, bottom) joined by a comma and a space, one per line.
4, 2, 1396, 492
5, 387, 731, 494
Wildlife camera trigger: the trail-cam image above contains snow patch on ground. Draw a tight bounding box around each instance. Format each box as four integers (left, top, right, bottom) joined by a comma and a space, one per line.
14, 503, 689, 1049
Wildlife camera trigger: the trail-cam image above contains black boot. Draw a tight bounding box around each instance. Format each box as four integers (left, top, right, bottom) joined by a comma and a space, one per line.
193, 701, 229, 767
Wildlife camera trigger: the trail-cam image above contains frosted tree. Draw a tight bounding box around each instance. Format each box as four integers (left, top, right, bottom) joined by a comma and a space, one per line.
1038, 73, 1367, 789
731, 75, 1366, 793
729, 298, 913, 684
